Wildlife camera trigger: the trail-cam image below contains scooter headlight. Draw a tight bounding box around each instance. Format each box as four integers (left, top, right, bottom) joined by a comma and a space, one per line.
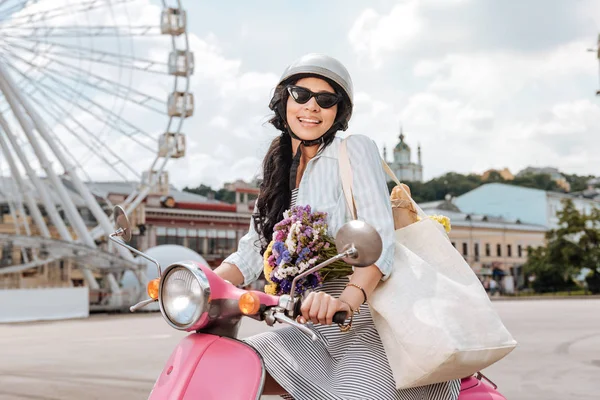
159, 263, 210, 330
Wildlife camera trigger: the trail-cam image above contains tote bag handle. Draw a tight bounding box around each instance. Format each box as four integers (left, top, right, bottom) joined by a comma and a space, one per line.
338, 137, 427, 219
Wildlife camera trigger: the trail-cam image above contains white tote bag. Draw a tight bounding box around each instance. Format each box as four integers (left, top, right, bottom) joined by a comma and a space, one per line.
339, 138, 517, 389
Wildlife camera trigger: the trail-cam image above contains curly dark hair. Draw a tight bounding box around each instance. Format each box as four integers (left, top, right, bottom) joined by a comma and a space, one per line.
252, 75, 352, 255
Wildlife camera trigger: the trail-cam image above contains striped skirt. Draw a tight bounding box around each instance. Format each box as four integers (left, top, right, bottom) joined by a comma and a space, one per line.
244, 279, 461, 400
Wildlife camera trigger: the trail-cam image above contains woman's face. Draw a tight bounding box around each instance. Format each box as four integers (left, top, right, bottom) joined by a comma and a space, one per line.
285, 77, 338, 141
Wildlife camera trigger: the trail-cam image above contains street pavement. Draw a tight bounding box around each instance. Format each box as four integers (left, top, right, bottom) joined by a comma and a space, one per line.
0, 299, 598, 399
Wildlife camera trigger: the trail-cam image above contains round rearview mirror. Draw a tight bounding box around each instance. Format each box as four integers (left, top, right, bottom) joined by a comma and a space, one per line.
113, 205, 132, 242
335, 220, 383, 267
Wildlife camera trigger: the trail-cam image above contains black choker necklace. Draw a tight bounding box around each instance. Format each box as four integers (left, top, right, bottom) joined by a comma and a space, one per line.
287, 129, 325, 147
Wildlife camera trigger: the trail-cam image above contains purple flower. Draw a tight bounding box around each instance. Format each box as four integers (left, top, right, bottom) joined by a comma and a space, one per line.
296, 247, 311, 264
273, 241, 285, 256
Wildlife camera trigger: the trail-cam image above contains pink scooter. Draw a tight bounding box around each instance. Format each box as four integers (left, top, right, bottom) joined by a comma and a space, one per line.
109, 206, 506, 399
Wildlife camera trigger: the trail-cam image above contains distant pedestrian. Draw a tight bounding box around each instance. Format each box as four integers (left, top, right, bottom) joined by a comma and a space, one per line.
490, 279, 498, 296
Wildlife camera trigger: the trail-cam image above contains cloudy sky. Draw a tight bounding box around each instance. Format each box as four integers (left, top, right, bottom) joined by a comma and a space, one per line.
161, 0, 600, 189
2, 0, 600, 190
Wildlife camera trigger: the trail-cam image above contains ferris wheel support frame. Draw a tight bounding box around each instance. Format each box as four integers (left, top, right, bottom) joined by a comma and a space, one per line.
0, 129, 51, 238
2, 184, 32, 263
0, 73, 94, 245
0, 62, 134, 259
0, 77, 100, 288
0, 1, 194, 308
0, 112, 71, 240
0, 63, 135, 294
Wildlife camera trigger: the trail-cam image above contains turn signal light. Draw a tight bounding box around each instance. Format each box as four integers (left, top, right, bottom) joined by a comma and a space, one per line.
147, 278, 160, 299
239, 292, 261, 315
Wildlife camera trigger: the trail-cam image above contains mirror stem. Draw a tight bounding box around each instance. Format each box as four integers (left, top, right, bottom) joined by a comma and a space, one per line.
130, 298, 157, 312
288, 246, 357, 301
109, 234, 162, 277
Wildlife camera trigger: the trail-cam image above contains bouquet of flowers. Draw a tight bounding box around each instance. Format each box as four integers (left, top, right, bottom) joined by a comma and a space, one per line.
263, 205, 353, 296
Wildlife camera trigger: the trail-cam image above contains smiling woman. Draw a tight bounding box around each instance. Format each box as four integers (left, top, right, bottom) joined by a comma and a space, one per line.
213, 53, 461, 400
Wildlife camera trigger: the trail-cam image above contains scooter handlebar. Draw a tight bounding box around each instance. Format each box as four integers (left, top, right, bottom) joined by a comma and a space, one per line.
332, 311, 348, 324
292, 298, 349, 325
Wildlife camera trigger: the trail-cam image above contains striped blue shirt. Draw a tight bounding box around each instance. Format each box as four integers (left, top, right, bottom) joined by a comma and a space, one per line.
224, 134, 395, 286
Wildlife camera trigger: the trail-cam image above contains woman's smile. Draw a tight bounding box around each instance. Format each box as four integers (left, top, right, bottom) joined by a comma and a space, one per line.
297, 116, 322, 127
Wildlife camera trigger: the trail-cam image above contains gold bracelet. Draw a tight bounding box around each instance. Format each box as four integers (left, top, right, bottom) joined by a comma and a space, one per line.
346, 283, 367, 305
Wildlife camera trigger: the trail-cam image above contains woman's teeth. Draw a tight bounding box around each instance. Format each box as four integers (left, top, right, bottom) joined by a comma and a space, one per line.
298, 117, 321, 124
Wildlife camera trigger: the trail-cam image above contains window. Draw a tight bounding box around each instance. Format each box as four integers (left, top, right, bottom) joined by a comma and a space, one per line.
518, 245, 523, 258
216, 230, 231, 255
227, 230, 237, 252
208, 229, 217, 254
485, 243, 491, 257
156, 227, 168, 246
187, 229, 202, 254
462, 243, 468, 256
451, 242, 456, 248
155, 226, 188, 247
163, 228, 179, 245
507, 244, 512, 258
154, 226, 240, 256
496, 244, 502, 257
474, 243, 480, 257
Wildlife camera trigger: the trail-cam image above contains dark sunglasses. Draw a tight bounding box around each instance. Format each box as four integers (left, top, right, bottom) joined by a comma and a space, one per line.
286, 85, 342, 109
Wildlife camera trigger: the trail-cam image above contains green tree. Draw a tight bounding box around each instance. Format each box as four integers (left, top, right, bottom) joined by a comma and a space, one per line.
523, 199, 600, 293
523, 246, 576, 293
483, 170, 506, 183
386, 172, 595, 203
183, 184, 255, 204
183, 184, 214, 197
510, 173, 560, 192
563, 173, 597, 192
387, 172, 482, 202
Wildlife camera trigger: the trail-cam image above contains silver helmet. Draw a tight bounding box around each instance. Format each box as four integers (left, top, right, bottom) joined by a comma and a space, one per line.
277, 53, 354, 105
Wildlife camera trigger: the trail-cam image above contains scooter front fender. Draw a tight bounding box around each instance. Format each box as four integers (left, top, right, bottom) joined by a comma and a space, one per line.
149, 333, 265, 400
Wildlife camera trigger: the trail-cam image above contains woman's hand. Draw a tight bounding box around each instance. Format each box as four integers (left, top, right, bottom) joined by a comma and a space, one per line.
298, 291, 352, 325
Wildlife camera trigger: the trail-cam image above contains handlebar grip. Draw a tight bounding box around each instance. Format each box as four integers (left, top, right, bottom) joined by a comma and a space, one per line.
332, 311, 348, 324
295, 299, 348, 324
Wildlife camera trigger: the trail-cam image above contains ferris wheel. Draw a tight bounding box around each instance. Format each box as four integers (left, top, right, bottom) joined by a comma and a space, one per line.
0, 0, 194, 307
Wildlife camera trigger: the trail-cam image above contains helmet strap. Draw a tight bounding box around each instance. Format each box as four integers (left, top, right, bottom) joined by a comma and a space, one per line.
287, 128, 325, 147
289, 145, 302, 193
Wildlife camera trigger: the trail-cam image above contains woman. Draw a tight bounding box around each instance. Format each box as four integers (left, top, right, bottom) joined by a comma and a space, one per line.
214, 53, 460, 400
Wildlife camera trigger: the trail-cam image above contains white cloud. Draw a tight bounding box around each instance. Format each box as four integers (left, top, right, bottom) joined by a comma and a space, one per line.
209, 116, 230, 129
220, 71, 279, 102
395, 93, 600, 179
522, 99, 600, 139
348, 0, 472, 66
348, 1, 422, 67
354, 91, 393, 116
414, 40, 596, 104
400, 92, 494, 135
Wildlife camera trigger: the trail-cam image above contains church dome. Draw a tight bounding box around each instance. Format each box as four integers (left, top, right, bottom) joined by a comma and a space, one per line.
394, 133, 411, 152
